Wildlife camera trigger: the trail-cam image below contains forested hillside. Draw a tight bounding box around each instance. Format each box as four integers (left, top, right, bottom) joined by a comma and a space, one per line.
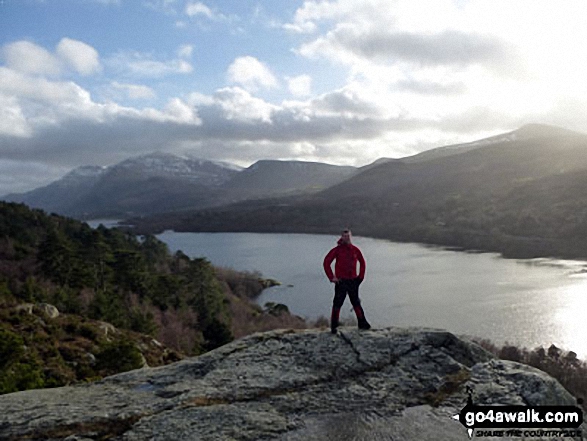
0, 202, 304, 394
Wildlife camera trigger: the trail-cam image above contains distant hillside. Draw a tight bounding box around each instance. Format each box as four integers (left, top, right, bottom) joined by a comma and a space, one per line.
0, 202, 305, 394
69, 166, 219, 218
3, 155, 357, 219
3, 166, 107, 215
220, 159, 357, 202
128, 124, 587, 259
403, 123, 578, 163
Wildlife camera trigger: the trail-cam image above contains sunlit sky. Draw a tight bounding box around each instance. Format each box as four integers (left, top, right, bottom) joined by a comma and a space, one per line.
2, 0, 587, 194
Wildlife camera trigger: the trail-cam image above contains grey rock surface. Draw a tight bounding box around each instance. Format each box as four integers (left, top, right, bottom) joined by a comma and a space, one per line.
0, 327, 584, 440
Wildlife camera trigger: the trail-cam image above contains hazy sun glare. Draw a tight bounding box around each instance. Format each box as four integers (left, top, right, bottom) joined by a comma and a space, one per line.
553, 277, 587, 358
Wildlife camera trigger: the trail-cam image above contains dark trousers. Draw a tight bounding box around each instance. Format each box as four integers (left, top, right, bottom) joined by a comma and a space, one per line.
333, 279, 362, 308
331, 278, 366, 327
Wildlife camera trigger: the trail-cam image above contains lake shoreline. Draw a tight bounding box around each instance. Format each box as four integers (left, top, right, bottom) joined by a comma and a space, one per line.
150, 230, 587, 360
127, 223, 587, 265
121, 201, 587, 262
89, 219, 587, 272
89, 218, 587, 267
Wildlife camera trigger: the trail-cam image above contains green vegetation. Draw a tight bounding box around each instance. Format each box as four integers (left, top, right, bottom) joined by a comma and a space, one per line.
0, 328, 45, 394
95, 339, 145, 376
0, 201, 308, 394
0, 201, 232, 352
0, 297, 189, 393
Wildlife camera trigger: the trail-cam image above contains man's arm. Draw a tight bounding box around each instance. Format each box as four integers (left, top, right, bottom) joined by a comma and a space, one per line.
356, 246, 366, 280
323, 247, 337, 282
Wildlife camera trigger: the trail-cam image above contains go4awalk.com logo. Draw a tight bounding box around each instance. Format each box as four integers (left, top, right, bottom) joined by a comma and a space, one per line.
452, 387, 584, 439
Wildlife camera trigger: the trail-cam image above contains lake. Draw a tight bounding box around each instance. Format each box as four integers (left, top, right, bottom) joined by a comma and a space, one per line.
153, 231, 587, 358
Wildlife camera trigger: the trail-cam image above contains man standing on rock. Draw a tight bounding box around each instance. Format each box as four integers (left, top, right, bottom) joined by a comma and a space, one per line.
323, 229, 371, 333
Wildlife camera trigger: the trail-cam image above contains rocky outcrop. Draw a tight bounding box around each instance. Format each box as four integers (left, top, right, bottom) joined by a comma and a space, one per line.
0, 327, 584, 440
36, 303, 60, 319
14, 302, 59, 318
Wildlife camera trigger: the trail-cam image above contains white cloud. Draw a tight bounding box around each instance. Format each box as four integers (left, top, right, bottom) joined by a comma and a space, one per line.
2, 39, 101, 78
184, 1, 243, 26
226, 56, 278, 92
0, 66, 99, 126
283, 21, 317, 34
163, 98, 201, 124
0, 94, 31, 138
286, 75, 312, 97
284, 0, 392, 34
308, 84, 390, 118
56, 38, 101, 76
2, 41, 62, 76
212, 87, 276, 123
0, 65, 200, 140
177, 44, 193, 59
107, 50, 193, 78
283, 0, 346, 34
143, 0, 178, 15
186, 91, 215, 106
185, 2, 213, 18
306, 27, 514, 69
110, 81, 156, 100
184, 1, 230, 21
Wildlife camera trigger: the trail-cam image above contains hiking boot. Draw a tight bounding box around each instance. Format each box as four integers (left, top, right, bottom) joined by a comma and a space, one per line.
330, 306, 340, 335
358, 318, 371, 330
330, 319, 339, 334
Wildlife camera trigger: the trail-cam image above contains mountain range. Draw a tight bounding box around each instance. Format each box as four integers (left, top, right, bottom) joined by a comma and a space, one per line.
6, 123, 587, 258
3, 153, 357, 218
126, 124, 587, 259
5, 125, 557, 220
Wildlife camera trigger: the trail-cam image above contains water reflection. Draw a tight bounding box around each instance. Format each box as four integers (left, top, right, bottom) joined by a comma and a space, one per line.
553, 278, 587, 357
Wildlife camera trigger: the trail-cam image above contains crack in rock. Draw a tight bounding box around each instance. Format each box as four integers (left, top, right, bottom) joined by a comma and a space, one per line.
337, 331, 368, 366
3, 414, 145, 441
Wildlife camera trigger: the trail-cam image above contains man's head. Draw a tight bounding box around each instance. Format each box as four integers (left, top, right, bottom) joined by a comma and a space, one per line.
341, 229, 352, 244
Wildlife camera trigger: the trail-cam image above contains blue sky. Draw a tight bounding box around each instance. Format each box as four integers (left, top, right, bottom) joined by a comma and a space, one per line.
1, 1, 332, 104
2, 0, 587, 194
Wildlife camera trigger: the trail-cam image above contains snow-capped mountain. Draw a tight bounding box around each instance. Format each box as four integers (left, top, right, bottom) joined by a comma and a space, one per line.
58, 166, 108, 186
112, 152, 243, 186
3, 153, 244, 217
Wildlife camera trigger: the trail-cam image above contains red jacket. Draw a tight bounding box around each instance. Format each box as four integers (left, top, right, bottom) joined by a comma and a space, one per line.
323, 239, 366, 281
